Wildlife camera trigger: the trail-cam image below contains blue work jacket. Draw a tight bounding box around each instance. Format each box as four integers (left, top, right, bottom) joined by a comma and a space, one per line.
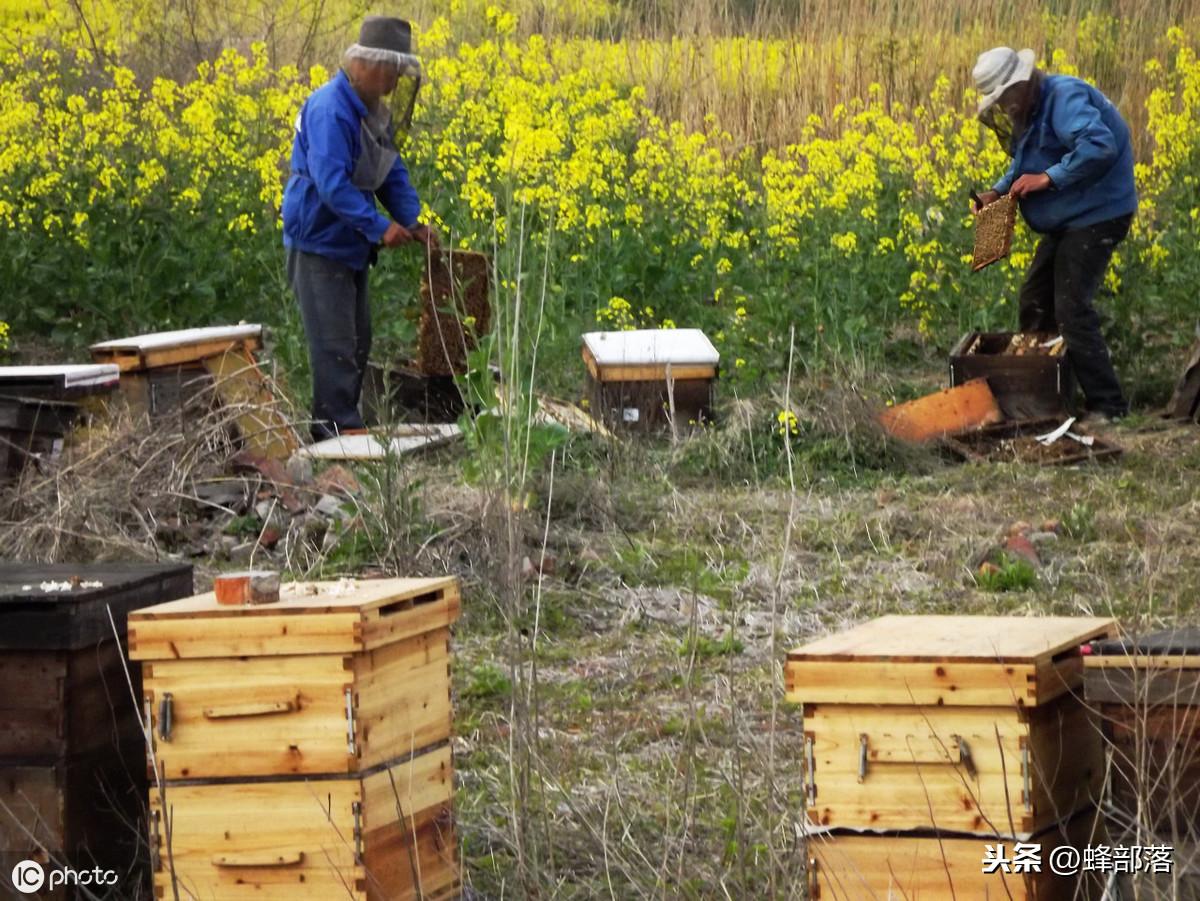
282, 70, 421, 270
992, 75, 1137, 234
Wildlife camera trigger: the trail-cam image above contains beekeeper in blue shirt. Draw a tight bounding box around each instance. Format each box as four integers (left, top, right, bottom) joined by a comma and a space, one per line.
283, 16, 435, 441
972, 47, 1137, 422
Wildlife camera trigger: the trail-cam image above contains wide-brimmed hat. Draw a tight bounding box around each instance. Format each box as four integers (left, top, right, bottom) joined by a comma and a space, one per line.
345, 16, 420, 71
973, 47, 1036, 113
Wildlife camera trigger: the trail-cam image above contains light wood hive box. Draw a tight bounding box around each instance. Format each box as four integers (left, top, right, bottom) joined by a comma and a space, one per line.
807, 807, 1108, 900
786, 615, 1115, 839
129, 577, 462, 901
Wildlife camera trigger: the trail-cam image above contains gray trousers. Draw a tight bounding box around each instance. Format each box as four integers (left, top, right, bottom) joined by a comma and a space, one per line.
287, 249, 371, 441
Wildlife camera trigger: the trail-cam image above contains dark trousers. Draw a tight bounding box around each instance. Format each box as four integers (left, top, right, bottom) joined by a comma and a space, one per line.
287, 249, 371, 441
1017, 214, 1132, 416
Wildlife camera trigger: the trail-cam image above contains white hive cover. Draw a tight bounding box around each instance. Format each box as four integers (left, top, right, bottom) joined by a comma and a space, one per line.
0, 364, 121, 388
582, 329, 719, 367
91, 324, 262, 352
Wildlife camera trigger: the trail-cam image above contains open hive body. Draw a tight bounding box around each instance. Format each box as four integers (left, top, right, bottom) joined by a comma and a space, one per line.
788, 615, 1116, 900
950, 331, 1075, 420
582, 329, 719, 432
129, 577, 462, 901
90, 325, 298, 459
0, 562, 193, 900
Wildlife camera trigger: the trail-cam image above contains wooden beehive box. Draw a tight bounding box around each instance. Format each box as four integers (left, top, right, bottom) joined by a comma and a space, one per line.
1084, 629, 1200, 838
582, 329, 718, 432
0, 562, 193, 894
147, 745, 457, 901
787, 615, 1115, 838
129, 577, 461, 900
807, 807, 1107, 900
90, 325, 299, 459
950, 331, 1075, 420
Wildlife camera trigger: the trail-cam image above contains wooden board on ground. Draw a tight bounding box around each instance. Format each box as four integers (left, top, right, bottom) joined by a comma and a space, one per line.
129, 577, 460, 659
941, 418, 1123, 466
90, 325, 263, 371
298, 426, 461, 461
878, 378, 1004, 443
202, 346, 299, 459
149, 745, 458, 901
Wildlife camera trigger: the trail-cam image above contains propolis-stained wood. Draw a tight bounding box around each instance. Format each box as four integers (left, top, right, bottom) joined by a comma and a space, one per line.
149, 745, 457, 901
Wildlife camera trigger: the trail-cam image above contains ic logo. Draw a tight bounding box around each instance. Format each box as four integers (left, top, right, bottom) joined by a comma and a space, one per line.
11, 860, 45, 893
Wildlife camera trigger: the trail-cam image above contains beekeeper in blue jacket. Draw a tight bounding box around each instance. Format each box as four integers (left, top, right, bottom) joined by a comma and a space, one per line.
972, 47, 1137, 422
282, 16, 435, 441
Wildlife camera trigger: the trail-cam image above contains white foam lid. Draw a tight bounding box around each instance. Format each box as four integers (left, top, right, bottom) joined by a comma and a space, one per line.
0, 364, 121, 388
91, 324, 262, 352
582, 329, 719, 367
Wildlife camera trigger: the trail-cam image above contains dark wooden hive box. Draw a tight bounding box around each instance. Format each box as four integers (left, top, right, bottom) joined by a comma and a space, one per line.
950, 331, 1075, 420
0, 561, 193, 899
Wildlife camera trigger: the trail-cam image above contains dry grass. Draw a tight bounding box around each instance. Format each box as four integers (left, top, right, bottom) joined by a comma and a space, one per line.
5, 377, 1200, 896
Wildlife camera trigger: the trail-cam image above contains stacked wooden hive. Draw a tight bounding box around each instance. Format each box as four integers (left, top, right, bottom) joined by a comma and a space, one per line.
128, 577, 462, 900
787, 615, 1115, 900
0, 562, 193, 898
1084, 629, 1200, 894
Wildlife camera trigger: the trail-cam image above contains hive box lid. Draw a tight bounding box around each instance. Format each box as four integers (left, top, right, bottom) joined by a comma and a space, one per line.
0, 561, 194, 649
582, 329, 718, 382
128, 576, 460, 659
0, 364, 120, 396
90, 325, 263, 371
91, 324, 262, 353
787, 615, 1116, 707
